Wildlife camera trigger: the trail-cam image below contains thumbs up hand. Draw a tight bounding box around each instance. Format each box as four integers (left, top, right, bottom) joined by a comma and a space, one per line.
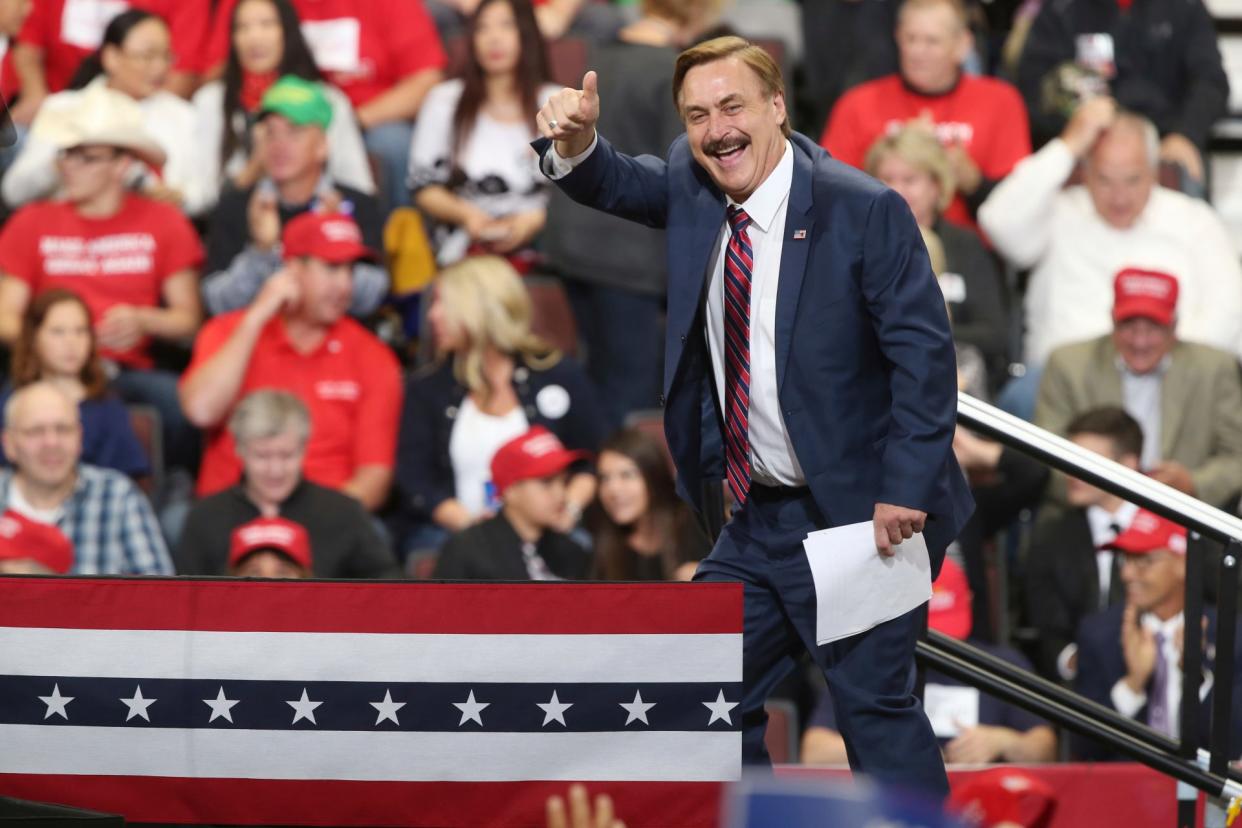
538, 70, 600, 158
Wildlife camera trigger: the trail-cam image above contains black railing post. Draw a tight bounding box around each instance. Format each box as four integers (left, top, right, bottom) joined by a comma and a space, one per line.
1210, 540, 1240, 776
1182, 532, 1206, 762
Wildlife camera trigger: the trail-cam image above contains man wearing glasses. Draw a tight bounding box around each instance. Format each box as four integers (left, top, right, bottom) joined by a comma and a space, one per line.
0, 88, 203, 467
1074, 508, 1242, 759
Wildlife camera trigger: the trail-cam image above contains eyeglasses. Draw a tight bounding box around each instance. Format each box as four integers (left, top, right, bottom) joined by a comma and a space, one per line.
56, 147, 122, 166
13, 422, 78, 439
1120, 551, 1171, 570
119, 49, 175, 66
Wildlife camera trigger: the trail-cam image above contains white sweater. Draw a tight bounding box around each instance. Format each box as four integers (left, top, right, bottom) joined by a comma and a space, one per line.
2, 77, 211, 216
191, 80, 375, 212
979, 138, 1242, 365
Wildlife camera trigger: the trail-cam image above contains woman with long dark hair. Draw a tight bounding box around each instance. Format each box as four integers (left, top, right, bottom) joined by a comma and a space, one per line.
0, 289, 148, 477
590, 429, 708, 581
191, 0, 374, 211
408, 0, 555, 268
2, 8, 206, 214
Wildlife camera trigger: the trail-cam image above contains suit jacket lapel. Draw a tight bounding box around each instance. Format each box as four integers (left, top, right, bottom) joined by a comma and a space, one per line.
776, 140, 816, 389
1095, 338, 1123, 407
665, 183, 725, 398
1159, 345, 1189, 460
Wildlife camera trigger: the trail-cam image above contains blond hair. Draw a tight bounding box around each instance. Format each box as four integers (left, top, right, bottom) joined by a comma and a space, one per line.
434, 256, 557, 398
864, 126, 956, 213
672, 36, 790, 138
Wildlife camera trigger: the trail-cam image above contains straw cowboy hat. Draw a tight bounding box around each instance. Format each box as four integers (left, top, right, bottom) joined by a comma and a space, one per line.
29, 82, 166, 171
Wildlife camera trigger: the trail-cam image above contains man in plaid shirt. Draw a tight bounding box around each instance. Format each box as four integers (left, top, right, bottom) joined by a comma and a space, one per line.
0, 382, 171, 575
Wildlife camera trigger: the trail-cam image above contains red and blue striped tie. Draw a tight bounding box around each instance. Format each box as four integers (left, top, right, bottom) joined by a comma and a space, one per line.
723, 206, 753, 506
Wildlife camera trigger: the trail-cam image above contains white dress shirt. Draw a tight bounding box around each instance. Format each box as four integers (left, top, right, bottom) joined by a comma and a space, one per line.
1086, 500, 1139, 601
1119, 355, 1170, 470
706, 140, 803, 486
547, 135, 805, 486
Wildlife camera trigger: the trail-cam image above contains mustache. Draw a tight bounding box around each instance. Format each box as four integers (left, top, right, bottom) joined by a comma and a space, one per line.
703, 135, 749, 155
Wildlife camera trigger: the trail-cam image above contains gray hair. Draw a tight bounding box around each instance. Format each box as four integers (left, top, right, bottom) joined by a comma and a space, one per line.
3, 381, 80, 432
1086, 110, 1161, 171
228, 390, 311, 447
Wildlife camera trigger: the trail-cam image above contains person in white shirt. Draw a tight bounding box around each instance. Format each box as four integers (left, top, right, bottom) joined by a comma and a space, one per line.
1072, 509, 1241, 759
408, 0, 557, 267
2, 9, 209, 216
979, 96, 1242, 420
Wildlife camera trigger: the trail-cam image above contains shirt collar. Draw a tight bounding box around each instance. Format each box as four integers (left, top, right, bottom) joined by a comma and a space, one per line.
1086, 501, 1140, 547
1141, 611, 1184, 638
1116, 353, 1173, 378
728, 139, 793, 234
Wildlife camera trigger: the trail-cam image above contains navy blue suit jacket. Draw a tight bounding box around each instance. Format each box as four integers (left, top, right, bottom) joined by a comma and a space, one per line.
1074, 603, 1242, 760
535, 131, 973, 568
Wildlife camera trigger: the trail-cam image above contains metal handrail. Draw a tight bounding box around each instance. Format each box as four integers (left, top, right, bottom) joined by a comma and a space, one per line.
956, 392, 1242, 544
952, 391, 1241, 811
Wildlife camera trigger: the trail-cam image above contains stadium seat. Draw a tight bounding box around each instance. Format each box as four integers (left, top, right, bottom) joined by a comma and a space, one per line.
127, 404, 163, 502
525, 276, 579, 357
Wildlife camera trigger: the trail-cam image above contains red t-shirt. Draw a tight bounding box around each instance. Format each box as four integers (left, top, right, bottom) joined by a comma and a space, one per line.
184, 312, 403, 497
17, 0, 209, 93
0, 39, 18, 103
202, 0, 446, 107
821, 74, 1031, 228
0, 195, 203, 369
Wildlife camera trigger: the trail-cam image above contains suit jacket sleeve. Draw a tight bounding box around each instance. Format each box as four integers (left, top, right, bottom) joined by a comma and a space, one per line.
1033, 346, 1079, 436
1190, 352, 1242, 507
861, 189, 960, 512
1169, 0, 1230, 149
1024, 514, 1085, 679
532, 134, 671, 230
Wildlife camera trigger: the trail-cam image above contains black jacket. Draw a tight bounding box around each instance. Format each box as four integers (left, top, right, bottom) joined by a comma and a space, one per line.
397, 355, 605, 522
433, 512, 592, 580
175, 480, 399, 578
1024, 508, 1123, 678
1017, 0, 1229, 148
937, 218, 1008, 385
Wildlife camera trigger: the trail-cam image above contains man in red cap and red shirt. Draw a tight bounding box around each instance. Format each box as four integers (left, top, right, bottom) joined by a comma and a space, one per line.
180, 211, 402, 513
1074, 509, 1242, 760
1036, 267, 1242, 508
432, 426, 592, 581
228, 516, 313, 579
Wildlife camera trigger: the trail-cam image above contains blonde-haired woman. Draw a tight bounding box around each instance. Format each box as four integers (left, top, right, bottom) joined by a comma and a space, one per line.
865, 126, 1008, 390
396, 256, 604, 551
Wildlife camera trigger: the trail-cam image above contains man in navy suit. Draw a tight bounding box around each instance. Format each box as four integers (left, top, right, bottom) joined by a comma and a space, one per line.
1074, 508, 1242, 760
534, 36, 973, 797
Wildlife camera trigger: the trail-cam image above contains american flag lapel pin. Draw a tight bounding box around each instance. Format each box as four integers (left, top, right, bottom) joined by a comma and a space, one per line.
793, 229, 807, 240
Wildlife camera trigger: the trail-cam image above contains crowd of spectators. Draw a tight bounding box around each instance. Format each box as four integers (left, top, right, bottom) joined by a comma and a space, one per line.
1, 0, 1241, 787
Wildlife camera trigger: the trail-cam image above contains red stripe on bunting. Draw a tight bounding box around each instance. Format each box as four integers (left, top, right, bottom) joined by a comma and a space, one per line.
0, 775, 723, 827
0, 578, 742, 635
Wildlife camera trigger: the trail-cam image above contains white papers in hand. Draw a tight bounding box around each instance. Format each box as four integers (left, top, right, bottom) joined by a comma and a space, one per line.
803, 521, 933, 646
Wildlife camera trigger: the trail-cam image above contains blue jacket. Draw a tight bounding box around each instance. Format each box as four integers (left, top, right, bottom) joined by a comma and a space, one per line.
1074, 602, 1242, 761
535, 131, 972, 567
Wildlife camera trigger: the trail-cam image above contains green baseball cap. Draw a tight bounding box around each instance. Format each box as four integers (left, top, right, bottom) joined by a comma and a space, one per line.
258, 76, 332, 129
